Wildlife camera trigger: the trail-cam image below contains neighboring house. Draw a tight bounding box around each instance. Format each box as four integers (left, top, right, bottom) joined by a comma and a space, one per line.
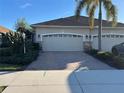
32, 16, 124, 52
0, 26, 10, 45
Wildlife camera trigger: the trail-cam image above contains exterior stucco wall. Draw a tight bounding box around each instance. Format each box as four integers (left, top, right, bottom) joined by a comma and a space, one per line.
34, 27, 91, 42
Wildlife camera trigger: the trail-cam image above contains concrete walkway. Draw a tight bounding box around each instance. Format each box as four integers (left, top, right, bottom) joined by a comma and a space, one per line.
1, 70, 124, 93
27, 52, 114, 70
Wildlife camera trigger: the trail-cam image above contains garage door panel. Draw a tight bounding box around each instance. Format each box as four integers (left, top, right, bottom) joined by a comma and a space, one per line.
42, 34, 83, 51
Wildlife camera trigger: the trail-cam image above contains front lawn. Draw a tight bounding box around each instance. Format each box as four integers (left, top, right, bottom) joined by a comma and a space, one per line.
0, 86, 6, 93
0, 63, 23, 71
86, 49, 124, 69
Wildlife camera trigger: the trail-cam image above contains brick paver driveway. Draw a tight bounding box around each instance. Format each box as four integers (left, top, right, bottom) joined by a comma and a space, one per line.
26, 51, 115, 70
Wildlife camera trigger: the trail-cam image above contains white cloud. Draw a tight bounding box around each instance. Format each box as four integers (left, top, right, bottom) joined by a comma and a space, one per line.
20, 3, 32, 9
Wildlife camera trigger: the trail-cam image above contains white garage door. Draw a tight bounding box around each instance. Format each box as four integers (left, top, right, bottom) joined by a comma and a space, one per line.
42, 34, 83, 51
92, 34, 124, 51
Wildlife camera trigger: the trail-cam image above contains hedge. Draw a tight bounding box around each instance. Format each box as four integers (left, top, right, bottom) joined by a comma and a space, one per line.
0, 50, 39, 65
96, 51, 114, 60
0, 47, 13, 56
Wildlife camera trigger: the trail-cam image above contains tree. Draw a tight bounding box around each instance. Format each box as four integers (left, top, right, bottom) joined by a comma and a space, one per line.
15, 18, 33, 54
15, 18, 33, 33
15, 18, 34, 39
75, 0, 117, 51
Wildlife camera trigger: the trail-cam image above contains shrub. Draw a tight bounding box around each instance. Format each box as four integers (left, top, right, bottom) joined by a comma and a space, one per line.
112, 56, 124, 69
32, 43, 40, 50
0, 50, 39, 65
87, 49, 124, 69
96, 51, 114, 60
1, 33, 11, 47
0, 47, 13, 56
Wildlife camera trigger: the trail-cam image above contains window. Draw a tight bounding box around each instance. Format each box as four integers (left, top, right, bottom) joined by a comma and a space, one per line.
59, 34, 62, 37
78, 35, 82, 37
89, 35, 91, 39
111, 35, 115, 38
73, 35, 77, 37
43, 35, 48, 37
63, 34, 67, 37
68, 34, 72, 37
48, 35, 52, 37
93, 36, 97, 38
106, 35, 110, 38
38, 34, 40, 38
102, 35, 105, 38
85, 35, 88, 39
53, 34, 57, 37
116, 35, 119, 38
62, 34, 65, 37
120, 35, 124, 38
42, 34, 83, 38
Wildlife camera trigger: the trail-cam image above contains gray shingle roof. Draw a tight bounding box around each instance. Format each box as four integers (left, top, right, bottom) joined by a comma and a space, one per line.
32, 16, 124, 27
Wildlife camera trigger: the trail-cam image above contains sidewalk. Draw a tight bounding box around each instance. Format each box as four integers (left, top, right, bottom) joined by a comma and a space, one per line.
1, 70, 124, 93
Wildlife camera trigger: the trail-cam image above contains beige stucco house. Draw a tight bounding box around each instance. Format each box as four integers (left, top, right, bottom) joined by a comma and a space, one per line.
32, 16, 124, 52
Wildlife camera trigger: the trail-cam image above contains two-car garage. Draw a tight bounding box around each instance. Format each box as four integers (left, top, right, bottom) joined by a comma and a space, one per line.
32, 16, 124, 52
42, 34, 84, 51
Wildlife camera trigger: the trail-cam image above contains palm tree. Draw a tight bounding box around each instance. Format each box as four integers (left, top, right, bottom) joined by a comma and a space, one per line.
15, 18, 33, 54
15, 18, 33, 33
75, 0, 117, 51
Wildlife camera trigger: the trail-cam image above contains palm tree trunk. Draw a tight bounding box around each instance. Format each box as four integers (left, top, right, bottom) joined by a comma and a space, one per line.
98, 0, 102, 51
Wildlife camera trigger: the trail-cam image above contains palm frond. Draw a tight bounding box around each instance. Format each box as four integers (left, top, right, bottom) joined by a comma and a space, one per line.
75, 0, 88, 19
103, 0, 112, 20
88, 4, 96, 30
110, 5, 117, 26
103, 0, 117, 26
75, 0, 117, 28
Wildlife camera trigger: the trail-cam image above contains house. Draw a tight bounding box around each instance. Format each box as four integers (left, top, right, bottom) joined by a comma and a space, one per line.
32, 16, 124, 52
0, 26, 10, 45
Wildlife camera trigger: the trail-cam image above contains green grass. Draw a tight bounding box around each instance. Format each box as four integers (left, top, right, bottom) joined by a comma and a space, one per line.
0, 86, 6, 93
0, 63, 23, 71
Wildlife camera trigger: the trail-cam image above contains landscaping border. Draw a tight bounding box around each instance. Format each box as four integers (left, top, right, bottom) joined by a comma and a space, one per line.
86, 49, 124, 69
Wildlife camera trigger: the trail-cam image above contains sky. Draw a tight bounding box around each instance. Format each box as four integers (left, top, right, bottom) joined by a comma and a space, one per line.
0, 0, 124, 30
